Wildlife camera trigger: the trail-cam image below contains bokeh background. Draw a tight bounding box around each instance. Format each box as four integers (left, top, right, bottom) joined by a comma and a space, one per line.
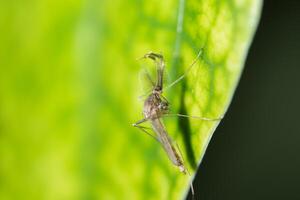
190, 0, 300, 199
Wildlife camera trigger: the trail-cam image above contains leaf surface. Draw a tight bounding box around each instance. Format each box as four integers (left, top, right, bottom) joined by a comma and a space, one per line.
0, 0, 262, 199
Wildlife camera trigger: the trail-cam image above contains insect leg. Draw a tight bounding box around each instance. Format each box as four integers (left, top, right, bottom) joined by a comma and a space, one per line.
132, 119, 161, 143
164, 48, 203, 92
163, 113, 223, 121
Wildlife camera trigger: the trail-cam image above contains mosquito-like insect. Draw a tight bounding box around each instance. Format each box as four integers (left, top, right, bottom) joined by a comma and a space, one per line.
132, 50, 222, 198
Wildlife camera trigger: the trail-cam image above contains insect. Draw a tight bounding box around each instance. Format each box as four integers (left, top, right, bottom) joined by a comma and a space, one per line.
132, 50, 222, 197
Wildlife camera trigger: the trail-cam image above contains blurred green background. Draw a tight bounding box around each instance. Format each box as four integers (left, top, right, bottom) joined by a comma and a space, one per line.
0, 0, 261, 199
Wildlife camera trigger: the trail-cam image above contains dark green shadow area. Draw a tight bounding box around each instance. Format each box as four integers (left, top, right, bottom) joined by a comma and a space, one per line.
177, 79, 197, 170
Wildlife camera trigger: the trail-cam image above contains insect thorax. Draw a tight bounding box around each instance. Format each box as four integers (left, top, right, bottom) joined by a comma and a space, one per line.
143, 94, 168, 119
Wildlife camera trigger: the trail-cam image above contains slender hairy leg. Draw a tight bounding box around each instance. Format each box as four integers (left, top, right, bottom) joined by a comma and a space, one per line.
163, 113, 223, 121
132, 118, 160, 143
164, 48, 203, 92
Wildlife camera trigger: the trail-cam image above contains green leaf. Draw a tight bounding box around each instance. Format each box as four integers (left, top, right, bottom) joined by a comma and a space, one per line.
0, 0, 262, 199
